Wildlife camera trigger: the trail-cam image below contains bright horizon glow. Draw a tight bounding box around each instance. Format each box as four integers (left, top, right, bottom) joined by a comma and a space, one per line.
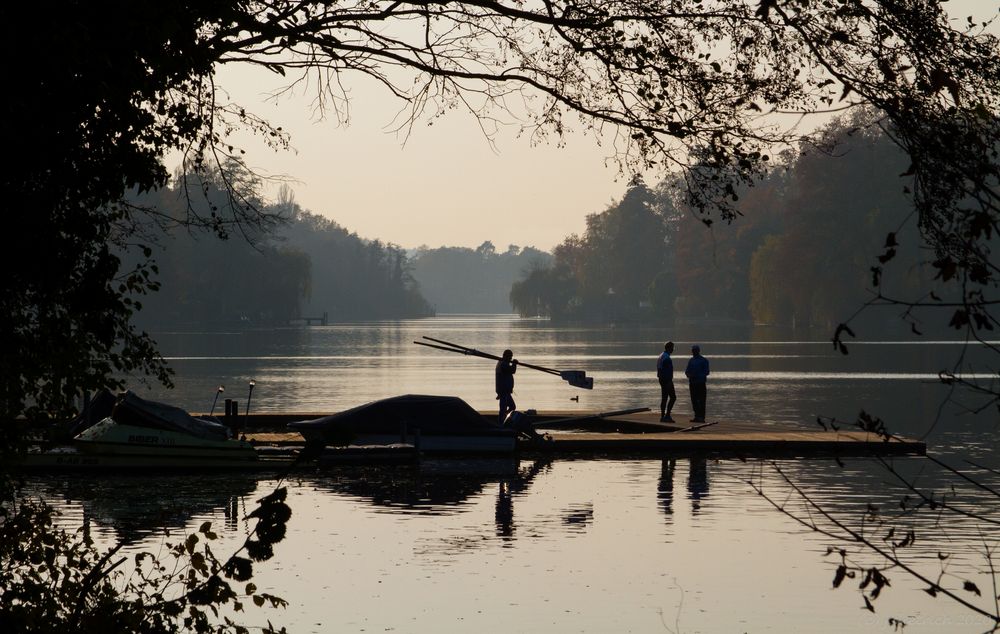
212, 63, 630, 252
191, 2, 996, 251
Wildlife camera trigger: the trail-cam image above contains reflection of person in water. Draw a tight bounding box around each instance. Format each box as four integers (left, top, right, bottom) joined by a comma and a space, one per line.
496, 481, 514, 538
687, 457, 710, 513
496, 457, 552, 539
658, 458, 676, 518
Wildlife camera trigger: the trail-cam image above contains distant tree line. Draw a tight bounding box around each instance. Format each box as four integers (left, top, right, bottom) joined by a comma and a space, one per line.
512, 115, 932, 332
409, 242, 551, 313
278, 199, 433, 322
131, 176, 432, 330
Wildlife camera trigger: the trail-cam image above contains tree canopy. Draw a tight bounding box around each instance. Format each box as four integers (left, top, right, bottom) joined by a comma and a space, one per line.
510, 178, 675, 321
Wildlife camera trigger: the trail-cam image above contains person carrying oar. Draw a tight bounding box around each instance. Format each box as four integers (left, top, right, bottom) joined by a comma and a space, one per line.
495, 349, 518, 424
414, 336, 593, 389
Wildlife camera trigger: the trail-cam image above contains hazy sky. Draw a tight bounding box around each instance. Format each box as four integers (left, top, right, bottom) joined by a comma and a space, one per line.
215, 64, 629, 251
206, 2, 997, 251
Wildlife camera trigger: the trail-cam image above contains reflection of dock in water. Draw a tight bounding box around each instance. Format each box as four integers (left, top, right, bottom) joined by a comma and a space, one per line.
244, 409, 925, 459
302, 457, 550, 518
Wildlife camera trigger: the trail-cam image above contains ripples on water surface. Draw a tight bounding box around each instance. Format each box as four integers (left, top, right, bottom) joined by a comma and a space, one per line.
26, 315, 1000, 632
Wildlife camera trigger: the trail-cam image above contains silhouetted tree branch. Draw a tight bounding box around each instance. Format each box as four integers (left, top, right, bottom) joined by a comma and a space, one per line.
748, 459, 1000, 625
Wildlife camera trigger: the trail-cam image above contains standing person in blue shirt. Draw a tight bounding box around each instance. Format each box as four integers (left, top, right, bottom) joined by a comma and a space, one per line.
656, 341, 676, 422
495, 349, 518, 424
684, 345, 710, 423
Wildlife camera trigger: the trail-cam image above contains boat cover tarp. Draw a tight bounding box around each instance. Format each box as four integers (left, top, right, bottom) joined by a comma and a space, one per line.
67, 389, 118, 437
288, 394, 502, 435
111, 391, 230, 441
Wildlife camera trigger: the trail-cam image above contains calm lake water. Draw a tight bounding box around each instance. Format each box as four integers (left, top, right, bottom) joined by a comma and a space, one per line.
24, 315, 1000, 632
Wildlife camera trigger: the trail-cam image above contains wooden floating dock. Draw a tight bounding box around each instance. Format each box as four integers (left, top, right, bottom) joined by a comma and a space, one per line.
240, 410, 925, 459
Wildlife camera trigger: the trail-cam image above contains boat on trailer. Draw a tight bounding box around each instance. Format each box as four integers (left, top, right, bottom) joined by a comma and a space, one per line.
287, 394, 517, 454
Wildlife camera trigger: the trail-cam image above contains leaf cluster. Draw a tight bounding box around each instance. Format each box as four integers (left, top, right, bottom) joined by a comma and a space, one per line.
752, 453, 1000, 628
0, 486, 291, 633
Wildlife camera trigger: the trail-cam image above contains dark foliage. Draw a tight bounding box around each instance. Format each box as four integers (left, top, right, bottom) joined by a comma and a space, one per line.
1, 2, 276, 419
0, 487, 291, 633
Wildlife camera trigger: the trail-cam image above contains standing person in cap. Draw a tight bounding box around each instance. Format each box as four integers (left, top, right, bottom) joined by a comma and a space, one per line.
684, 344, 710, 423
656, 341, 676, 422
495, 349, 518, 424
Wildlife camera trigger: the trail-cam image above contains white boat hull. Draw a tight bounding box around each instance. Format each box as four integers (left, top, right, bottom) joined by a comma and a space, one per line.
347, 432, 516, 454
69, 418, 258, 466
294, 429, 516, 454
16, 446, 260, 470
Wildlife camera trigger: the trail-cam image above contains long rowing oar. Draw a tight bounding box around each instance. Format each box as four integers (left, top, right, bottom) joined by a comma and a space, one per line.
530, 407, 650, 430
670, 421, 719, 433
414, 336, 594, 389
420, 336, 593, 389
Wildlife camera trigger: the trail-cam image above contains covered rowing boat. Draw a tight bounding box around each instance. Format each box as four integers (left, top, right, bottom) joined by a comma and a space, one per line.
287, 394, 516, 454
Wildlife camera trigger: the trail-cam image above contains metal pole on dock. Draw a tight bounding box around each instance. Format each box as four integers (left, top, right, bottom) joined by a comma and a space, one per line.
245, 380, 255, 435
210, 385, 225, 417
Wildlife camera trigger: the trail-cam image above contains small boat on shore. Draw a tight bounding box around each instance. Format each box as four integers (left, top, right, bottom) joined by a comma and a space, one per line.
287, 394, 517, 454
16, 391, 259, 470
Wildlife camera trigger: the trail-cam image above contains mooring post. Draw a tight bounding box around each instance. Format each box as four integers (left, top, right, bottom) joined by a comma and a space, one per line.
82, 391, 92, 427
229, 400, 240, 435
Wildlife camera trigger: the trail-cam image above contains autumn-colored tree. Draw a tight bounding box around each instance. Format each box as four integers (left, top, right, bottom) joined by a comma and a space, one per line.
745, 116, 926, 330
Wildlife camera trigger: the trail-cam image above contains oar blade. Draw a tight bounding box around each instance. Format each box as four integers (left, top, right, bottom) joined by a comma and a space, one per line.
560, 371, 594, 390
